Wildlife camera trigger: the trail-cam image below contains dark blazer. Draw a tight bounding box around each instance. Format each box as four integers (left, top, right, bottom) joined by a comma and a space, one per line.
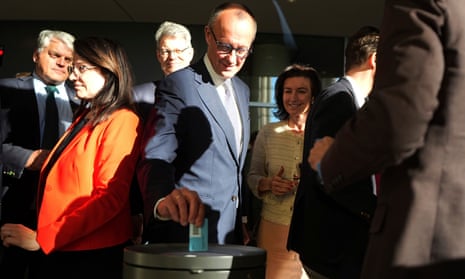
0, 99, 8, 217
133, 81, 158, 122
319, 1, 465, 278
128, 81, 160, 218
140, 59, 250, 244
0, 75, 77, 226
288, 77, 376, 278
0, 75, 77, 278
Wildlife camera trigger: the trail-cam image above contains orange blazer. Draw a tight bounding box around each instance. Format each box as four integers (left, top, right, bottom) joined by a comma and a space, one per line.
37, 109, 141, 254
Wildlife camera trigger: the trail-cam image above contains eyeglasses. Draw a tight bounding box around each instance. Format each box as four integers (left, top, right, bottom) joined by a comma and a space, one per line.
68, 64, 97, 76
158, 47, 191, 57
209, 28, 252, 59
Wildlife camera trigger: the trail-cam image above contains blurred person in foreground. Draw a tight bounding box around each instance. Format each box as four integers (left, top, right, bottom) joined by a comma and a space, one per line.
309, 0, 465, 278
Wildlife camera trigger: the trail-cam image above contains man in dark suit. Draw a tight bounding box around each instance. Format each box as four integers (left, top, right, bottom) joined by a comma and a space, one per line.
140, 2, 256, 245
288, 26, 379, 279
309, 0, 465, 278
133, 20, 194, 122
0, 29, 77, 278
130, 21, 194, 245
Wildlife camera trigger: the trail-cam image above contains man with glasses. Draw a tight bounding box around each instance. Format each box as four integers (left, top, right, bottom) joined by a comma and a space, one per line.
133, 21, 194, 120
140, 2, 257, 245
0, 29, 78, 278
131, 21, 194, 245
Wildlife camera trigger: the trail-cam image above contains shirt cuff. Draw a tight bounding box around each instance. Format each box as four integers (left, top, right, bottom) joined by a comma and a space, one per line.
316, 162, 324, 184
153, 197, 171, 221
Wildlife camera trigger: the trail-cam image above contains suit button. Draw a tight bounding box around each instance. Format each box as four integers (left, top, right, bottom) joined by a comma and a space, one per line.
231, 196, 237, 201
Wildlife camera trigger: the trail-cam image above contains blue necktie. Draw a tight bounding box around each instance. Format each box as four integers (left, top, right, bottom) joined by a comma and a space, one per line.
42, 85, 59, 149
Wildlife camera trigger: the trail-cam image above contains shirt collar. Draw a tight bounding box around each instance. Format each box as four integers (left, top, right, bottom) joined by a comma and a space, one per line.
32, 72, 67, 95
344, 75, 366, 108
203, 54, 229, 88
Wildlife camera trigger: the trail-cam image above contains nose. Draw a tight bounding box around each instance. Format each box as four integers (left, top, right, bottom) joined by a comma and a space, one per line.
56, 56, 68, 66
68, 70, 77, 81
289, 91, 299, 99
224, 51, 238, 64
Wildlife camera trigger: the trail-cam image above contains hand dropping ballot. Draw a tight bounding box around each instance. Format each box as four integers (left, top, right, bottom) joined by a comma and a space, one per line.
189, 218, 208, 251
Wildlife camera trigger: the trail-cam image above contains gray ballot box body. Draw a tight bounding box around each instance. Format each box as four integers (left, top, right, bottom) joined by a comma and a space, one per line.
123, 243, 266, 278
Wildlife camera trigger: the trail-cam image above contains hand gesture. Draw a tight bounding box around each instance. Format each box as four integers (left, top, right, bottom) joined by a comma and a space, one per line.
270, 166, 296, 196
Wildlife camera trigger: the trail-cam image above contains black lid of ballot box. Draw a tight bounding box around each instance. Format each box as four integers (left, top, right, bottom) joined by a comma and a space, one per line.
124, 243, 266, 279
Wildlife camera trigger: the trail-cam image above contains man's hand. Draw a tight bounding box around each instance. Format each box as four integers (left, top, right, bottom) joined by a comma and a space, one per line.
309, 136, 334, 170
0, 223, 40, 251
25, 149, 50, 170
157, 187, 205, 227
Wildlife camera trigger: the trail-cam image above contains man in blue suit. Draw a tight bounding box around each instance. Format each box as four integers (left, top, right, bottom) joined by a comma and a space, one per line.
141, 2, 257, 245
0, 29, 77, 278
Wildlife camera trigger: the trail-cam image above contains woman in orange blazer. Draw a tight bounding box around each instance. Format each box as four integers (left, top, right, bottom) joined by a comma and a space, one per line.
38, 36, 141, 278
0, 37, 142, 278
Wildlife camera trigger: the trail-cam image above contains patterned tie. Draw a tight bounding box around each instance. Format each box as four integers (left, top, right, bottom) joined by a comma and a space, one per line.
222, 80, 242, 155
42, 85, 59, 149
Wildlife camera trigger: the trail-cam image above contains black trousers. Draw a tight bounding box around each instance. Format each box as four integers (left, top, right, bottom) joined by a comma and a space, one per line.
0, 246, 42, 279
34, 242, 127, 279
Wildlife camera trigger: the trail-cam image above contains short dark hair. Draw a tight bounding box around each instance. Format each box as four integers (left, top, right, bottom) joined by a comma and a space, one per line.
345, 26, 380, 72
274, 64, 322, 120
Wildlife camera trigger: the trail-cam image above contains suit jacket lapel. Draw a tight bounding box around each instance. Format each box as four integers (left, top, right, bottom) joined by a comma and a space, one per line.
193, 62, 240, 163
338, 77, 357, 105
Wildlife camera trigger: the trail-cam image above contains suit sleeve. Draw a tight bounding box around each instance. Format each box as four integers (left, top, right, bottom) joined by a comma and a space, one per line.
140, 77, 184, 216
311, 91, 356, 141
1, 104, 30, 178
321, 0, 445, 191
2, 143, 29, 178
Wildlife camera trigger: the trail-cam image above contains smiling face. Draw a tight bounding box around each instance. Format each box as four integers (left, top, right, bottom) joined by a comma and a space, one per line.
68, 55, 106, 100
156, 35, 193, 76
282, 76, 312, 118
33, 38, 73, 85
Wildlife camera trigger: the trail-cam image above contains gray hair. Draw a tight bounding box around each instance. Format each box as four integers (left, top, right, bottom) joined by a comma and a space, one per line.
37, 29, 75, 53
154, 21, 192, 48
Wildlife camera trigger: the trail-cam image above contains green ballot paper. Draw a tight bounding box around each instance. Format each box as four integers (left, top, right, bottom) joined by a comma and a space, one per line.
189, 218, 208, 252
